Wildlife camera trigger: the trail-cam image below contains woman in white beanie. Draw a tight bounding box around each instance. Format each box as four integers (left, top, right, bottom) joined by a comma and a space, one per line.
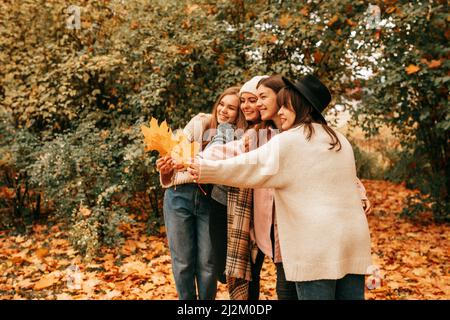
199, 75, 272, 299
192, 75, 312, 300
157, 77, 269, 300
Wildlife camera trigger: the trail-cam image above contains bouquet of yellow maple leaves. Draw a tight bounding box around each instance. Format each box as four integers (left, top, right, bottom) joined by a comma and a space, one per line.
140, 117, 200, 168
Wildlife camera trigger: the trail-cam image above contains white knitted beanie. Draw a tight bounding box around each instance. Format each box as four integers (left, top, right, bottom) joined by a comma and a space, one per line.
239, 75, 269, 96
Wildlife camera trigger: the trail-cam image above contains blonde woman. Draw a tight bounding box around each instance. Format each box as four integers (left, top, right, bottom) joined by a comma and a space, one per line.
156, 86, 246, 300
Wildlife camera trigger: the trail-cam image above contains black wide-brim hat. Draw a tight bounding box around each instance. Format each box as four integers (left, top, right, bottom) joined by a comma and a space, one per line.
281, 75, 331, 122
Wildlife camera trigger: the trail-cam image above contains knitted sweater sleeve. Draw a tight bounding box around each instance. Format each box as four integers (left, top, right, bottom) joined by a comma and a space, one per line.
183, 113, 212, 143
199, 127, 260, 160
159, 113, 212, 188
198, 134, 287, 189
198, 139, 245, 161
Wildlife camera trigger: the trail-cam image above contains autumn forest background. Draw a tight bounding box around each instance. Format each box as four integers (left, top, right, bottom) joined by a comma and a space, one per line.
0, 0, 449, 300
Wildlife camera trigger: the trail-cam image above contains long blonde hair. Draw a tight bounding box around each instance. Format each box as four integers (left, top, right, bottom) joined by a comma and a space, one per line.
203, 86, 247, 147
209, 86, 247, 131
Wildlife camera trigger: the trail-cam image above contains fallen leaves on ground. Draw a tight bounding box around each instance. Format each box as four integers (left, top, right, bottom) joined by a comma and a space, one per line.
364, 180, 449, 300
0, 180, 448, 300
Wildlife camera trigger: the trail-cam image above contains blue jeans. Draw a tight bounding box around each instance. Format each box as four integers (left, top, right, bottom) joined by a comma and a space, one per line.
163, 184, 217, 300
295, 274, 365, 300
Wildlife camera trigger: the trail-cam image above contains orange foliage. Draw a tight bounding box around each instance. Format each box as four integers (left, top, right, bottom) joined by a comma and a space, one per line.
141, 117, 200, 165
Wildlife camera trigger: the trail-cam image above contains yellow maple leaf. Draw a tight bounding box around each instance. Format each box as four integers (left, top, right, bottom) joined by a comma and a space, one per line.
141, 117, 200, 165
171, 136, 200, 166
36, 248, 49, 260
140, 117, 176, 156
34, 272, 61, 290
405, 64, 420, 75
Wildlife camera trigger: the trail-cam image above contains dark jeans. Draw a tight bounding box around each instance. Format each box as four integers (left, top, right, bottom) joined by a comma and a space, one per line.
248, 248, 265, 300
295, 274, 366, 300
210, 199, 266, 300
270, 224, 297, 300
163, 184, 217, 300
275, 263, 299, 300
209, 199, 227, 284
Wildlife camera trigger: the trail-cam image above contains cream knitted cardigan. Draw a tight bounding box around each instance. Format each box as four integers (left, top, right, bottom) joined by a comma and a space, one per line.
197, 124, 372, 282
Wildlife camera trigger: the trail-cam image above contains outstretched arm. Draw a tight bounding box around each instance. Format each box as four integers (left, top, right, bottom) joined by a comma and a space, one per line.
199, 139, 245, 161
157, 113, 211, 188
199, 127, 257, 161
189, 134, 287, 189
157, 156, 184, 187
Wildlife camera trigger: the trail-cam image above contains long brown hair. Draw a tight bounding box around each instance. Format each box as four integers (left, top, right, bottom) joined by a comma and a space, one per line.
257, 74, 285, 98
277, 86, 342, 151
256, 74, 285, 129
204, 86, 247, 146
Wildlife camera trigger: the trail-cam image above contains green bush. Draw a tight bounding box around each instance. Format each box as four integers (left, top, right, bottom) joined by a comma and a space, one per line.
26, 116, 160, 254
0, 110, 42, 232
352, 143, 385, 180
350, 1, 449, 222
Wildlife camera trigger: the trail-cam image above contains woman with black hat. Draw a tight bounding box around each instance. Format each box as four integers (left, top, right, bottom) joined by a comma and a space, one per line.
188, 75, 372, 300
